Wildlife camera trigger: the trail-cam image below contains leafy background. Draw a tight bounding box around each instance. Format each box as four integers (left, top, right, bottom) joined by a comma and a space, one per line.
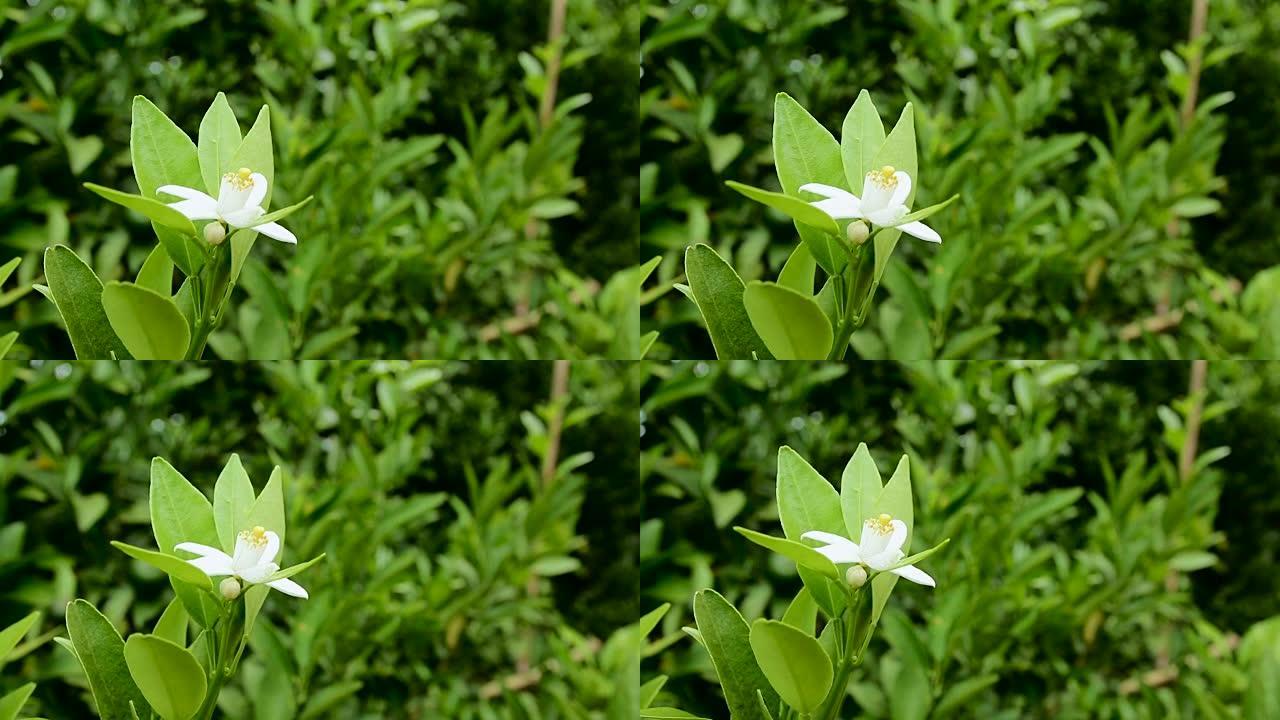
0, 0, 640, 359
641, 0, 1280, 359
641, 360, 1280, 718
0, 359, 640, 718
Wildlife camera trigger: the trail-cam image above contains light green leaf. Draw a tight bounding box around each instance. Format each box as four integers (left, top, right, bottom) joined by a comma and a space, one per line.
136, 244, 175, 296
781, 587, 818, 636
227, 106, 274, 210
123, 634, 206, 720
150, 458, 220, 627
776, 446, 847, 618
692, 589, 778, 720
0, 683, 35, 720
66, 599, 151, 720
684, 244, 772, 359
101, 282, 191, 360
247, 465, 286, 550
131, 96, 207, 277
893, 193, 958, 227
213, 454, 256, 553
43, 245, 131, 359
265, 553, 325, 583
879, 538, 949, 574
111, 541, 213, 590
641, 708, 709, 719
733, 527, 839, 579
870, 104, 918, 287
152, 598, 189, 648
871, 455, 914, 625
197, 92, 242, 196
749, 619, 833, 714
841, 89, 886, 194
725, 181, 839, 235
0, 332, 14, 360
840, 443, 884, 538
743, 281, 833, 360
777, 243, 817, 296
84, 183, 196, 236
0, 611, 39, 665
247, 195, 312, 229
773, 92, 848, 275
0, 257, 20, 287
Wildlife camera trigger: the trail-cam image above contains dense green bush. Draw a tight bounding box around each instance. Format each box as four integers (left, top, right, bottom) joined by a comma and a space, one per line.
0, 0, 640, 359
640, 360, 1280, 717
641, 0, 1280, 358
0, 360, 639, 718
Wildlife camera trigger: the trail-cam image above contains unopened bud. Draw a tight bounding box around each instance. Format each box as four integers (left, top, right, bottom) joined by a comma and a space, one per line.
204, 221, 227, 246
220, 577, 241, 600
846, 221, 869, 246
845, 565, 868, 588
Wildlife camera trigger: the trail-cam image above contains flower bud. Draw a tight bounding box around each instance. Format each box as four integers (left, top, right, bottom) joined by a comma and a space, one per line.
204, 221, 227, 246
220, 577, 242, 600
846, 221, 869, 246
845, 564, 868, 588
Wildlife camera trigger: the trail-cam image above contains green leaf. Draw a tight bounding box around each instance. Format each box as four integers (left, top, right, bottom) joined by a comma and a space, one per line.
136, 244, 175, 296
743, 281, 833, 360
42, 245, 131, 359
213, 454, 256, 553
0, 611, 39, 665
871, 455, 914, 625
130, 96, 207, 277
246, 195, 312, 229
152, 598, 189, 648
101, 282, 191, 360
66, 599, 151, 720
227, 106, 274, 210
84, 183, 197, 236
725, 181, 839, 235
840, 443, 884, 538
247, 465, 287, 550
0, 257, 19, 287
777, 243, 817, 296
734, 527, 839, 578
229, 228, 259, 289
773, 93, 848, 275
123, 634, 207, 720
841, 90, 886, 194
684, 244, 771, 359
893, 193, 958, 227
0, 683, 34, 720
749, 619, 833, 714
197, 92, 242, 196
692, 589, 778, 720
776, 447, 847, 617
0, 332, 14, 360
111, 541, 213, 590
266, 553, 325, 583
150, 458, 220, 627
781, 587, 818, 636
870, 104, 918, 287
878, 538, 949, 574
641, 708, 709, 719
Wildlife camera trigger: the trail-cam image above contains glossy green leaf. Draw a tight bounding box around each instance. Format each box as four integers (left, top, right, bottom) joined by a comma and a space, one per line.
776, 446, 847, 617
0, 257, 19, 287
841, 90, 886, 194
227, 106, 274, 210
684, 244, 771, 359
840, 443, 884, 538
84, 183, 196, 236
725, 181, 839, 235
247, 195, 312, 228
66, 599, 151, 720
136, 244, 175, 296
734, 527, 839, 578
247, 465, 286, 550
743, 281, 833, 360
131, 96, 207, 276
197, 92, 242, 196
749, 619, 833, 714
640, 708, 709, 719
101, 281, 191, 360
870, 105, 918, 286
0, 683, 34, 720
777, 243, 817, 296
150, 458, 220, 627
894, 193, 959, 227
213, 454, 256, 553
880, 538, 949, 574
0, 612, 38, 666
781, 587, 818, 636
692, 589, 778, 720
111, 541, 212, 590
123, 634, 206, 720
773, 93, 848, 275
0, 332, 14, 360
43, 245, 131, 360
266, 553, 325, 583
871, 455, 914, 625
152, 598, 189, 648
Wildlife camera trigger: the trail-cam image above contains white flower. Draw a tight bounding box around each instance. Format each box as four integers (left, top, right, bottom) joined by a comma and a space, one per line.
800, 166, 941, 244
158, 167, 297, 244
802, 514, 936, 587
176, 525, 309, 598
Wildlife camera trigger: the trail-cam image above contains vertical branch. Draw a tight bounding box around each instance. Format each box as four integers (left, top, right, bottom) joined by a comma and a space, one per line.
1177, 359, 1209, 484
1179, 0, 1211, 130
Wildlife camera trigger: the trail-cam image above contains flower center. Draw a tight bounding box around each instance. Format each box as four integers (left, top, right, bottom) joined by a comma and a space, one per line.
239, 525, 268, 548
224, 167, 254, 191
866, 165, 898, 190
866, 513, 895, 535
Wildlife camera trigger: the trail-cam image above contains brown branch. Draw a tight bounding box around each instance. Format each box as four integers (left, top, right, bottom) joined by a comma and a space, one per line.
1117, 278, 1240, 341
478, 279, 601, 343
540, 360, 572, 486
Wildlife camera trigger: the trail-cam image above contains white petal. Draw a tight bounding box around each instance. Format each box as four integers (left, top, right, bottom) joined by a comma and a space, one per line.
798, 183, 857, 201
267, 577, 309, 599
801, 530, 862, 563
246, 173, 268, 209
238, 562, 279, 584
898, 220, 941, 244
217, 175, 252, 215
255, 221, 297, 245
866, 205, 907, 228
231, 535, 254, 571
890, 564, 936, 587
861, 173, 893, 213
174, 542, 227, 558
884, 519, 909, 556
800, 183, 863, 220
188, 554, 235, 577
223, 205, 264, 228
157, 185, 215, 202
259, 531, 281, 567
167, 197, 220, 221
889, 171, 912, 207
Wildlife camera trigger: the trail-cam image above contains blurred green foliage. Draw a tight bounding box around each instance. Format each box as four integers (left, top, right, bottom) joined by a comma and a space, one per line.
0, 359, 640, 718
641, 360, 1280, 718
0, 0, 640, 359
641, 0, 1280, 358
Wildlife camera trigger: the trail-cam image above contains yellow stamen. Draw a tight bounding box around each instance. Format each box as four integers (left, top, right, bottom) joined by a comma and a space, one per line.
223, 167, 255, 190
238, 525, 269, 547
866, 513, 895, 534
867, 165, 899, 189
